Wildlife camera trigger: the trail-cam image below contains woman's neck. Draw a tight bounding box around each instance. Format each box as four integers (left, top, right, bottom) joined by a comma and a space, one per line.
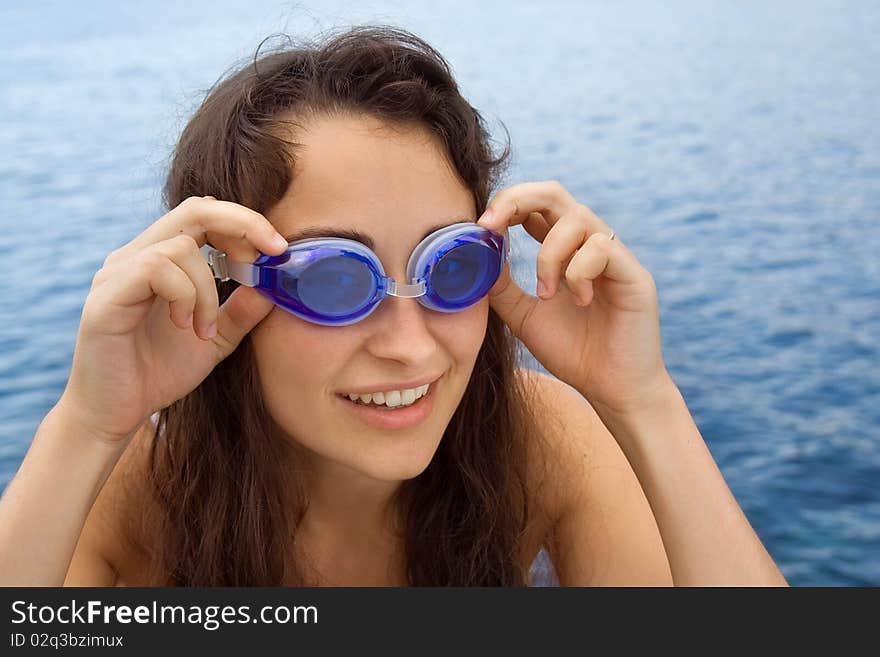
282, 442, 408, 585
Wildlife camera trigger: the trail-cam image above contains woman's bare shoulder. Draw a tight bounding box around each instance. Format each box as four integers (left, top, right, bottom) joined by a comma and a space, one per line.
513, 366, 570, 574
514, 367, 673, 586
64, 420, 157, 586
514, 367, 575, 525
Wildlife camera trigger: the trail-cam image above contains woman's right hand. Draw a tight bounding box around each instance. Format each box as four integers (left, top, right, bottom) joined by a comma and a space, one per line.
57, 196, 289, 445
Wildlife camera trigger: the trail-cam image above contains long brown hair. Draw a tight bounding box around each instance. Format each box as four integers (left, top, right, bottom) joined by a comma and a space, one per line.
145, 24, 547, 585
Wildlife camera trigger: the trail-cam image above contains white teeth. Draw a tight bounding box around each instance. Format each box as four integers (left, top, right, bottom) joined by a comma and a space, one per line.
344, 383, 430, 409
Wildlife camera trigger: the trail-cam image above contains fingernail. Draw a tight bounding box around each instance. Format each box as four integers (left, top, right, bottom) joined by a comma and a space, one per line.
204, 322, 217, 339
478, 207, 494, 226
273, 233, 289, 249
184, 313, 193, 327
536, 279, 549, 299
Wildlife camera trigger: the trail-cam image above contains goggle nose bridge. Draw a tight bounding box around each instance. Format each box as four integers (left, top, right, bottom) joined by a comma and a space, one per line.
384, 279, 428, 298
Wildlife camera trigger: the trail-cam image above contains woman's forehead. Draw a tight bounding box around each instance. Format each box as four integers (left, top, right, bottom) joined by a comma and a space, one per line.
278, 219, 472, 251
281, 115, 472, 207
268, 115, 475, 246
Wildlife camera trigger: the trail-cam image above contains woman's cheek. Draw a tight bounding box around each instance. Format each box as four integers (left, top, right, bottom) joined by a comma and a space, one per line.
250, 311, 342, 405
444, 297, 490, 365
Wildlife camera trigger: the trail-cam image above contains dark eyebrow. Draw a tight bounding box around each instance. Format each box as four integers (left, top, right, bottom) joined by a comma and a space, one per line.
283, 220, 471, 250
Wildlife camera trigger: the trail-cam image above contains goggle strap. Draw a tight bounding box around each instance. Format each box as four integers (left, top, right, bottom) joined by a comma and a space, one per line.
204, 249, 258, 287
226, 259, 259, 286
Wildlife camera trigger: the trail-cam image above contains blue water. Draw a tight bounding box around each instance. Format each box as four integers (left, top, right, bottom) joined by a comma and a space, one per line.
1, 1, 878, 586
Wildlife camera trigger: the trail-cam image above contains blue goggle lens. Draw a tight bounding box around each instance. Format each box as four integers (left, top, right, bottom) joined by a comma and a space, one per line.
432, 242, 496, 304
285, 255, 377, 317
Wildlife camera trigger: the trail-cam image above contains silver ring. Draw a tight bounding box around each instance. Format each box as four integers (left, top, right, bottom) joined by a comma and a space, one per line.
608, 231, 615, 241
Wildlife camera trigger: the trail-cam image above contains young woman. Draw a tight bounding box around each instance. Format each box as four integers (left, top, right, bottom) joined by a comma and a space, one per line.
0, 25, 787, 586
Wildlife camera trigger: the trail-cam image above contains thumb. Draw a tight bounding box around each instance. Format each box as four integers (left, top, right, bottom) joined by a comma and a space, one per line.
214, 286, 276, 356
486, 261, 538, 336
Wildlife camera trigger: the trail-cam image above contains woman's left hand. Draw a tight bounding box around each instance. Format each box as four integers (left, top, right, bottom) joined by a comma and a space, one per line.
477, 181, 671, 414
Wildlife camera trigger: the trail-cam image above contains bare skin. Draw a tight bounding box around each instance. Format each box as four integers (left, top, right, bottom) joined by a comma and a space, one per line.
0, 114, 784, 586
59, 366, 668, 587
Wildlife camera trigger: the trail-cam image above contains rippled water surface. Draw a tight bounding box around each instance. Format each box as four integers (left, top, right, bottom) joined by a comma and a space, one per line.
1, 0, 878, 585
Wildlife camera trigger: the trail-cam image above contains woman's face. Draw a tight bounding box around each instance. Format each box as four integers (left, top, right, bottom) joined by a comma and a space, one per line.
251, 113, 487, 483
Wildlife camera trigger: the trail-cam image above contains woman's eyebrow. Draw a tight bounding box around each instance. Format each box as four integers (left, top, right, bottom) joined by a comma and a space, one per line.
283, 220, 470, 248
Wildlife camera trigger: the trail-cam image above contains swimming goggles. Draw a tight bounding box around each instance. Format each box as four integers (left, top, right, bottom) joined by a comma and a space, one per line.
202, 222, 509, 326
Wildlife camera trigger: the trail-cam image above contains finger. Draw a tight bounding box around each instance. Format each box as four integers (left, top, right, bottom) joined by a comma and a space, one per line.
476, 180, 578, 232
483, 258, 544, 345
95, 235, 221, 339
521, 211, 552, 243
114, 196, 288, 266
210, 285, 276, 359
89, 248, 197, 334
151, 235, 221, 340
533, 203, 620, 296
534, 208, 590, 299
563, 232, 648, 305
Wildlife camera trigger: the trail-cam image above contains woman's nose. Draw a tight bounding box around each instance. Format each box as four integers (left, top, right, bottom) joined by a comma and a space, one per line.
363, 286, 438, 358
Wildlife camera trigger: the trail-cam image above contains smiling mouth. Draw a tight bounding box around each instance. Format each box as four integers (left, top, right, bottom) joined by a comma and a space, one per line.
335, 385, 431, 410
338, 395, 426, 411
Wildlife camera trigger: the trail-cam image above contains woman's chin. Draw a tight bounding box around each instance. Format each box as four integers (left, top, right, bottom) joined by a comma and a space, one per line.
353, 449, 437, 483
